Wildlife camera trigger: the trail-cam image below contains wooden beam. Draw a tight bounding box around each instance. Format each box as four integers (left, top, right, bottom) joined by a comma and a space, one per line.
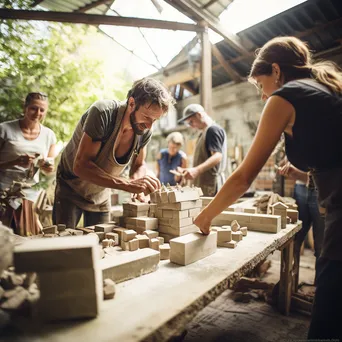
211, 44, 242, 82
31, 0, 44, 6
181, 82, 196, 94
0, 9, 204, 32
202, 0, 219, 9
164, 0, 250, 56
77, 0, 112, 13
200, 26, 212, 115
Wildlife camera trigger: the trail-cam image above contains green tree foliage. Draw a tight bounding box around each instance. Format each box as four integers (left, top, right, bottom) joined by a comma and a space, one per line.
0, 0, 130, 142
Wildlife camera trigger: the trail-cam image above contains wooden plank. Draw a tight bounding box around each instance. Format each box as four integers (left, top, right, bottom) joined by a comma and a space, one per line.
0, 9, 204, 32
211, 44, 242, 82
278, 238, 294, 315
200, 25, 212, 115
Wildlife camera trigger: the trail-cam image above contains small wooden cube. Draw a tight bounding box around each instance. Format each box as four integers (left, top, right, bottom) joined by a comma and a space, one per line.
157, 237, 164, 245
144, 230, 159, 239
136, 235, 150, 248
240, 227, 247, 236
218, 240, 237, 248
128, 238, 139, 251
159, 243, 170, 260
232, 231, 243, 242
149, 238, 160, 251
122, 230, 137, 242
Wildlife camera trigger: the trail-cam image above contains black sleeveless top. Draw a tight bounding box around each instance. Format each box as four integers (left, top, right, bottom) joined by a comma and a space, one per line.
272, 79, 342, 171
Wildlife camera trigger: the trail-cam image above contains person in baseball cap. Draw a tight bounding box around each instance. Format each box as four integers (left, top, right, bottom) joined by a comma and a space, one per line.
177, 103, 227, 196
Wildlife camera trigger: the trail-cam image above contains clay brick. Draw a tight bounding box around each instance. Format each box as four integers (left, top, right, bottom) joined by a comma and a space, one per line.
122, 230, 137, 242
143, 230, 159, 239
218, 240, 237, 248
128, 238, 139, 251
95, 223, 116, 233
14, 235, 99, 273
158, 217, 193, 229
158, 199, 202, 211
158, 224, 199, 236
135, 217, 158, 230
136, 235, 150, 248
216, 227, 232, 243
149, 238, 160, 251
170, 232, 217, 266
232, 231, 243, 242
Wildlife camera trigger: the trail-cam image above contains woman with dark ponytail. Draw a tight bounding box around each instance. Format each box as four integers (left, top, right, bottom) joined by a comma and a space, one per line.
194, 36, 342, 340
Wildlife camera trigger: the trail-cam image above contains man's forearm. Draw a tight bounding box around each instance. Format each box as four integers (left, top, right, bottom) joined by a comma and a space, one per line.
196, 153, 222, 174
130, 162, 147, 180
74, 160, 129, 191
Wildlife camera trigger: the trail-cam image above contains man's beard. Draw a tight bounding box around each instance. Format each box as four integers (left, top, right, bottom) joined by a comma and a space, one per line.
130, 110, 147, 135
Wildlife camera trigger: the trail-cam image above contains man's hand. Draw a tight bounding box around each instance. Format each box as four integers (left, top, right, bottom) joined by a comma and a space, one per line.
127, 175, 161, 195
181, 167, 199, 181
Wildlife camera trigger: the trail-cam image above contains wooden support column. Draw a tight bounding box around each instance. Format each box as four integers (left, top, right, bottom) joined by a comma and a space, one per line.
200, 26, 212, 115
278, 238, 294, 315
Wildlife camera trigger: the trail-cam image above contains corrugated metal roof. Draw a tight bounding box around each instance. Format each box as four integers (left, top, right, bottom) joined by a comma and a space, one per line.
37, 0, 115, 15
180, 0, 342, 90
192, 0, 233, 18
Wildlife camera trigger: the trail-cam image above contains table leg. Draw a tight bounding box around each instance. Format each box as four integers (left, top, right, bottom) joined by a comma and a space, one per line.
278, 238, 294, 315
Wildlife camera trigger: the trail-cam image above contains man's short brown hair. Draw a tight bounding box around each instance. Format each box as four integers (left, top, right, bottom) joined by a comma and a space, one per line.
126, 78, 175, 113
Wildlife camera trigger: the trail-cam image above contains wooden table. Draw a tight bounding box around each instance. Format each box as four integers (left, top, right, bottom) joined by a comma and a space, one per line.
7, 222, 301, 342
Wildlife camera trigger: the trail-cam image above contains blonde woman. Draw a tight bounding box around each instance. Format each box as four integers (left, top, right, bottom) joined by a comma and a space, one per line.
156, 132, 187, 185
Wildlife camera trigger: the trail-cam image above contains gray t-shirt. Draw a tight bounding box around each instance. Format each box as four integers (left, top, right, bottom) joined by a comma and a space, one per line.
0, 119, 56, 190
58, 100, 152, 179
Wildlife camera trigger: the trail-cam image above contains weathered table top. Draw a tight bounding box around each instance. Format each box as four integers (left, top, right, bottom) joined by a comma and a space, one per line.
7, 223, 301, 342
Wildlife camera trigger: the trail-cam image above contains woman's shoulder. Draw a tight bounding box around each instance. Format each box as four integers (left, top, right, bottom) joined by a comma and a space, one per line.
40, 125, 57, 142
0, 119, 20, 138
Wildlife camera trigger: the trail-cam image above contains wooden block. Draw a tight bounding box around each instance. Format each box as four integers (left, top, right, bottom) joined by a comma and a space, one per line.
95, 223, 116, 233
158, 224, 199, 236
170, 232, 217, 266
57, 224, 66, 232
122, 230, 137, 242
120, 240, 130, 251
232, 231, 243, 242
218, 240, 237, 248
101, 249, 160, 283
126, 224, 137, 230
136, 235, 150, 248
287, 209, 299, 223
66, 228, 83, 236
95, 232, 105, 242
157, 236, 164, 245
216, 228, 232, 243
42, 225, 57, 234
168, 188, 200, 203
231, 220, 240, 232
159, 243, 170, 260
38, 295, 98, 321
128, 238, 139, 251
113, 227, 128, 242
76, 227, 94, 235
125, 202, 150, 212
38, 268, 100, 299
212, 211, 281, 233
158, 199, 202, 211
159, 233, 177, 243
105, 232, 119, 246
135, 217, 158, 230
158, 217, 193, 229
143, 230, 159, 239
102, 239, 111, 248
188, 207, 201, 217
126, 217, 138, 227
14, 235, 99, 273
149, 238, 160, 251
240, 227, 248, 236
162, 210, 174, 219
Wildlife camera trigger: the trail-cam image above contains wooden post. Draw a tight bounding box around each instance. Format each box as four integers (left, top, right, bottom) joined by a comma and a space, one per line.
278, 238, 294, 315
200, 25, 212, 115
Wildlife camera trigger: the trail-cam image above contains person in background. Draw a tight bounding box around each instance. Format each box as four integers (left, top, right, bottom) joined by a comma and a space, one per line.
156, 132, 187, 186
0, 92, 56, 235
177, 104, 227, 196
278, 160, 325, 283
53, 78, 175, 229
194, 36, 342, 340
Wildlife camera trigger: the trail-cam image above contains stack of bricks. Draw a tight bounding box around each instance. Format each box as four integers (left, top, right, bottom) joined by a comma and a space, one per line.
119, 202, 158, 234
13, 235, 102, 321
150, 185, 203, 242
212, 220, 247, 249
